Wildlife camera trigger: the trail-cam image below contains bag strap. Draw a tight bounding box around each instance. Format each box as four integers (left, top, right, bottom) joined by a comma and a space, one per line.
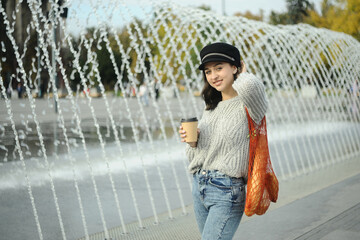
245, 107, 251, 133
245, 107, 258, 139
245, 107, 256, 178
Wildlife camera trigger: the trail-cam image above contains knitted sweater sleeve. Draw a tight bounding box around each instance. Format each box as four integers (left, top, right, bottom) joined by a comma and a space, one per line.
185, 144, 197, 162
233, 72, 268, 124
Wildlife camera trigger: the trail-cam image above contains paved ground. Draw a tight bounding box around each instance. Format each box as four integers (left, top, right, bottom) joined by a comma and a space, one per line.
75, 156, 360, 240
236, 164, 360, 240
0, 93, 204, 126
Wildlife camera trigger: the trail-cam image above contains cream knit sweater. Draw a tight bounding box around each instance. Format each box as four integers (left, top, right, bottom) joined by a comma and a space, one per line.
186, 72, 268, 179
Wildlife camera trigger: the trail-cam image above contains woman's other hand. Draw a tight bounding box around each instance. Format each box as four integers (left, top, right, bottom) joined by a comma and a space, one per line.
241, 60, 246, 73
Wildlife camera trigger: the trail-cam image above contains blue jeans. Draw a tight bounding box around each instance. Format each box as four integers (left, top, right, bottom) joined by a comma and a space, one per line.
192, 170, 246, 240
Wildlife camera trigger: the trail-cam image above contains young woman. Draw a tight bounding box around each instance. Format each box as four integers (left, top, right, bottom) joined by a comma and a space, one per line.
179, 42, 268, 239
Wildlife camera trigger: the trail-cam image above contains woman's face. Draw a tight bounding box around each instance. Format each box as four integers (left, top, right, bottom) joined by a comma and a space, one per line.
204, 62, 237, 93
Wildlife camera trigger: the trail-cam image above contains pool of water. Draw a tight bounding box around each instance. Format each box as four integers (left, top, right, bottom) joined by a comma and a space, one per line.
0, 119, 176, 162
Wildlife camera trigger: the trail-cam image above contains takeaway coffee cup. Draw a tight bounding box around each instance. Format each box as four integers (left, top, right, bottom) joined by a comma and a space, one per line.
181, 117, 198, 143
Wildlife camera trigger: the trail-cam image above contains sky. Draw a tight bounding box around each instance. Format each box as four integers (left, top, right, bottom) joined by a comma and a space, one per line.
64, 0, 323, 36
168, 0, 323, 17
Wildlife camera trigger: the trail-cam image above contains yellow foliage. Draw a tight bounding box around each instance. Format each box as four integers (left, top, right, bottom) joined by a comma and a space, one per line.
234, 10, 265, 22
305, 0, 360, 41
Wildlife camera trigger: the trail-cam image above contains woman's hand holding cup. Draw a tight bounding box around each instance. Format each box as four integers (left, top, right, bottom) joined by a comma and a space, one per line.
179, 126, 199, 147
179, 117, 199, 148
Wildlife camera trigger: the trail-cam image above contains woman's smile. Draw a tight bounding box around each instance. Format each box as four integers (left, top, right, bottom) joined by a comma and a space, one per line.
213, 79, 223, 86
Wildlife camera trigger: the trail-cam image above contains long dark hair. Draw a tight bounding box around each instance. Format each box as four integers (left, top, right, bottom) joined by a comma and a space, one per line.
201, 64, 242, 111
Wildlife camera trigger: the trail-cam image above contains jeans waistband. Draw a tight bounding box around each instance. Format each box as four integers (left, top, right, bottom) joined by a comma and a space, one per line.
195, 169, 244, 182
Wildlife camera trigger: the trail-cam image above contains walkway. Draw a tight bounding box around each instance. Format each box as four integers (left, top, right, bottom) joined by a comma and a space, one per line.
79, 156, 360, 240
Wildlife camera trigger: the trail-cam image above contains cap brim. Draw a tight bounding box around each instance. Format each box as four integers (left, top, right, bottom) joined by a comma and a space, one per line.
198, 57, 235, 70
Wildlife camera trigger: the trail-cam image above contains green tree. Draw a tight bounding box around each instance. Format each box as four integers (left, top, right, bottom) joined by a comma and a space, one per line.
198, 5, 211, 12
270, 0, 313, 25
0, 0, 15, 90
269, 11, 290, 25
286, 0, 313, 24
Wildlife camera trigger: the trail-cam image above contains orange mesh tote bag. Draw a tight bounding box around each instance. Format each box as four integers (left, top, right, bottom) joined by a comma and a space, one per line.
244, 107, 279, 217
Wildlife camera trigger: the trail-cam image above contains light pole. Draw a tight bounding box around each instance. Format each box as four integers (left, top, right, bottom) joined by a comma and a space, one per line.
222, 0, 226, 16
37, 26, 41, 98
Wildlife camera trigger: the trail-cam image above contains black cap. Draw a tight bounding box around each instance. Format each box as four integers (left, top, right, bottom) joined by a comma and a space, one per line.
198, 42, 241, 70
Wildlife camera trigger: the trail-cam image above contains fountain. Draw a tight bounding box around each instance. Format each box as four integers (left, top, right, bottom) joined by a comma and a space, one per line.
0, 0, 359, 239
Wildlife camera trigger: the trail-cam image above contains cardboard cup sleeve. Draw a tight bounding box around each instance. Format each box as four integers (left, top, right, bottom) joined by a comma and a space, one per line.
181, 117, 198, 143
